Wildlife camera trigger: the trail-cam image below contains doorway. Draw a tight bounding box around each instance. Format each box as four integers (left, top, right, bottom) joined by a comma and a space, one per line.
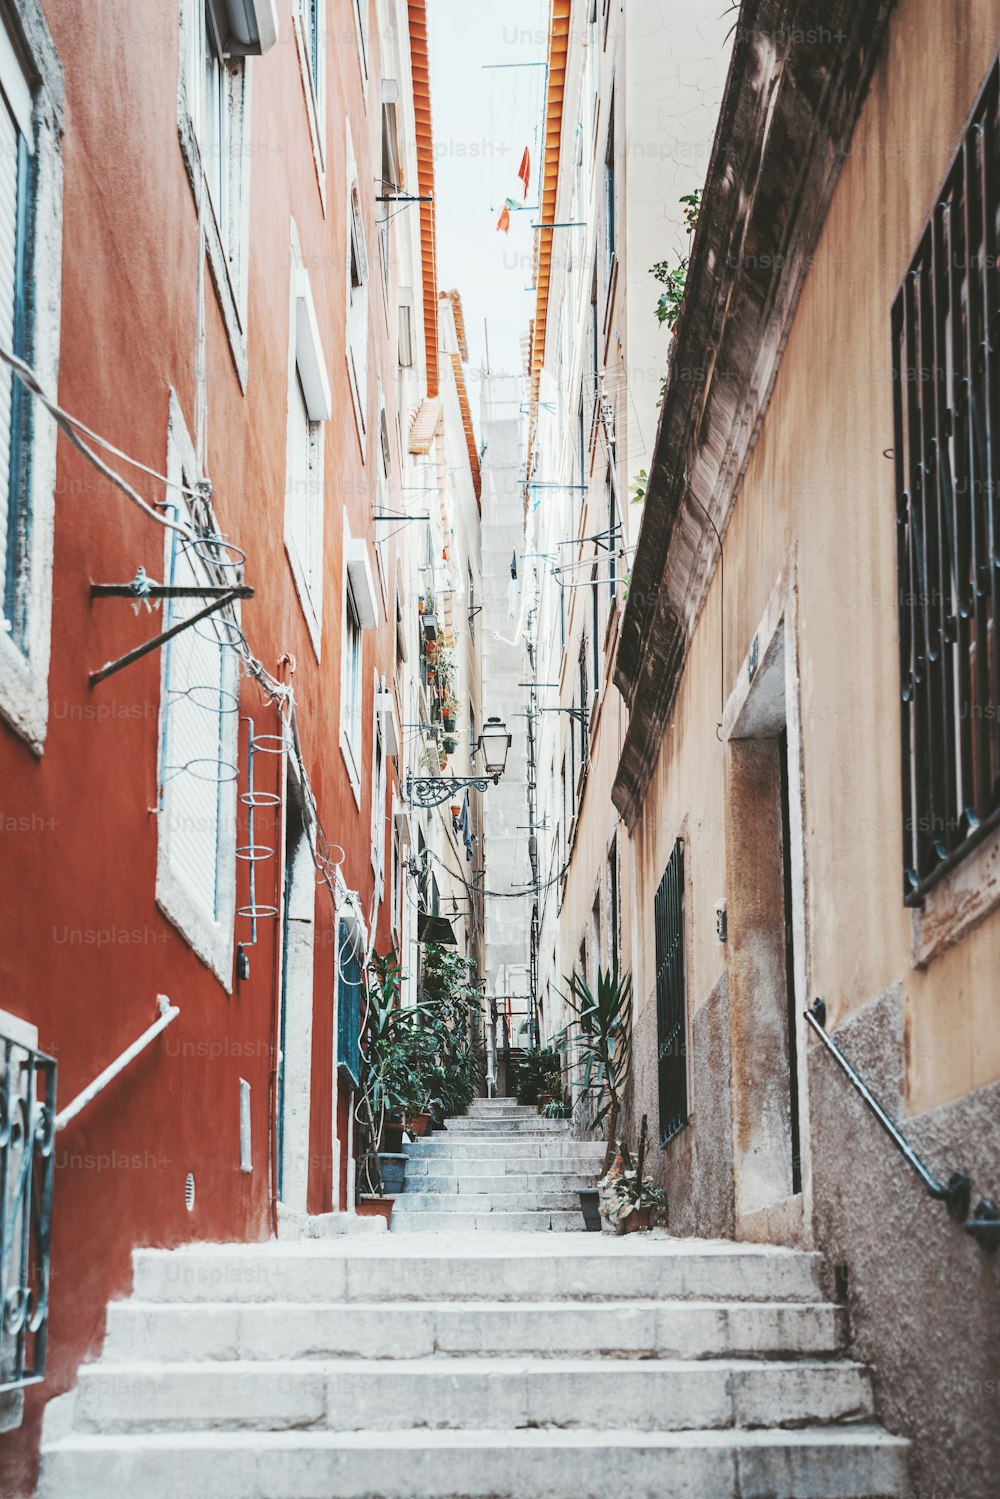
277, 768, 315, 1213
724, 618, 806, 1238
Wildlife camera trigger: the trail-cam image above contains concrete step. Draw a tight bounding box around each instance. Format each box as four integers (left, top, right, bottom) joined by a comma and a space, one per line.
405, 1155, 599, 1179
393, 1190, 585, 1212
104, 1299, 847, 1363
71, 1356, 875, 1434
404, 1138, 605, 1159
389, 1209, 586, 1232
444, 1118, 572, 1133
129, 1242, 827, 1306
404, 1175, 595, 1196
39, 1426, 910, 1499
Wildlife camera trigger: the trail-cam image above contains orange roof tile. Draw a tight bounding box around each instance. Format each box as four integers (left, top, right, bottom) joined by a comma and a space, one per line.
408, 1, 439, 398
525, 0, 571, 502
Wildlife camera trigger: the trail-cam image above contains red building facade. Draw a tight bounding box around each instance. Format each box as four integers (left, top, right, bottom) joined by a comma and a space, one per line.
0, 0, 437, 1489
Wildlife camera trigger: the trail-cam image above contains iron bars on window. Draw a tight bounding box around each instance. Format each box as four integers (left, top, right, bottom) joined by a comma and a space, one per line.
893, 58, 1000, 902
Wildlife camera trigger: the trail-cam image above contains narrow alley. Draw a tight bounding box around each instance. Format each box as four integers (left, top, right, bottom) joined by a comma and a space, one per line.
0, 2, 998, 1497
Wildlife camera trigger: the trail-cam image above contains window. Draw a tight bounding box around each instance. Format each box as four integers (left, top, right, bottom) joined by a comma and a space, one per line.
893, 59, 1000, 903
340, 530, 377, 796
468, 562, 476, 642
655, 838, 687, 1145
292, 0, 325, 181
336, 915, 363, 1088
299, 0, 322, 109
591, 567, 601, 693
607, 837, 619, 976
605, 465, 618, 600
603, 90, 616, 290
352, 0, 369, 84
374, 403, 391, 604
346, 150, 369, 443
0, 0, 63, 752
579, 636, 590, 757
342, 580, 363, 764
284, 240, 331, 651
381, 95, 401, 193
179, 0, 250, 381
371, 676, 387, 888
156, 395, 238, 988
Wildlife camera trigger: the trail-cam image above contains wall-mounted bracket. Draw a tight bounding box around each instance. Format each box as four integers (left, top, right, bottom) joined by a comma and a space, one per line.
89, 582, 252, 685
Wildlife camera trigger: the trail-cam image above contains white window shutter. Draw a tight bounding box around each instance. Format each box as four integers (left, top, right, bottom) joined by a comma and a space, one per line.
0, 103, 19, 586
162, 537, 231, 915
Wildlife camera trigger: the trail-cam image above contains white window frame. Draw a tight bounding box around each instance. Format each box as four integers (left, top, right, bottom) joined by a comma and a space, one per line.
373, 395, 391, 609
284, 223, 331, 655
353, 0, 369, 88
370, 671, 387, 891
178, 0, 251, 387
346, 127, 369, 450
340, 527, 378, 803
0, 0, 63, 756
294, 0, 326, 192
155, 393, 238, 990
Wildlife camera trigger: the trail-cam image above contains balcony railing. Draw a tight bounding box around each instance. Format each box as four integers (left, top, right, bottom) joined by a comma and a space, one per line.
1, 1030, 56, 1398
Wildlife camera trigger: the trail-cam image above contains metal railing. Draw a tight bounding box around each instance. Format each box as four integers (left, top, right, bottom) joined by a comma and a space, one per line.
54, 996, 180, 1133
0, 1030, 56, 1397
806, 999, 999, 1252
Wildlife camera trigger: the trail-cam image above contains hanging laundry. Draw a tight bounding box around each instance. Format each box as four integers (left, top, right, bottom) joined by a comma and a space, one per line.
457, 794, 474, 863
496, 201, 511, 234
517, 146, 531, 200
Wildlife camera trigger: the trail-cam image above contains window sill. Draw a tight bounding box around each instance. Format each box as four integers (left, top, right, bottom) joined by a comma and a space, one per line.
178, 114, 248, 392
156, 859, 234, 994
911, 824, 1000, 967
284, 539, 322, 661
0, 625, 50, 756
340, 731, 363, 811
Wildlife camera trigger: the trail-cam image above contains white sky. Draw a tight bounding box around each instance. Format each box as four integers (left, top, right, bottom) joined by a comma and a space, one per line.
427, 0, 549, 423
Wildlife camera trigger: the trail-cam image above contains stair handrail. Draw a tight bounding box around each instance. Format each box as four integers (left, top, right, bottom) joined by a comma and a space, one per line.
805, 998, 999, 1252
54, 996, 180, 1132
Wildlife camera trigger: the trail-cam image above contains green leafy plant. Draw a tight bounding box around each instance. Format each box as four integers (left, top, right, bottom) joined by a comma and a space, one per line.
614, 1114, 666, 1224
629, 468, 648, 507
542, 1097, 571, 1119
557, 965, 632, 1174
651, 190, 702, 331
514, 1046, 562, 1106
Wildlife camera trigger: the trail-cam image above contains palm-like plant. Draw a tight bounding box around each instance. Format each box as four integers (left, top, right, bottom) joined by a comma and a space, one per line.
557, 965, 632, 1175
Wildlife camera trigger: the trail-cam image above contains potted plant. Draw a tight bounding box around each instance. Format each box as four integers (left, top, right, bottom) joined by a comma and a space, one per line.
556, 965, 633, 1229
513, 1046, 562, 1107
603, 1115, 666, 1234
357, 1194, 394, 1224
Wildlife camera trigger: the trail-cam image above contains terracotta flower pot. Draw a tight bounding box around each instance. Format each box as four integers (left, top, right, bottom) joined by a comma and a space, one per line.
621, 1204, 656, 1234
357, 1196, 394, 1224
407, 1112, 431, 1138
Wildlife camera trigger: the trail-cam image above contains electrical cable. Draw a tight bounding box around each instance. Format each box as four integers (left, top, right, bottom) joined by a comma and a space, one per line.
0, 347, 201, 540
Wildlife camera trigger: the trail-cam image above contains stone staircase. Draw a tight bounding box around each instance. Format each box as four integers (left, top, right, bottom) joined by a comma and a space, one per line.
38, 1231, 910, 1497
392, 1097, 602, 1232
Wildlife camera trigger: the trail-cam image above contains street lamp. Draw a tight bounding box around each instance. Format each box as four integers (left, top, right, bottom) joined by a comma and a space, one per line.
478, 716, 512, 781
406, 716, 512, 809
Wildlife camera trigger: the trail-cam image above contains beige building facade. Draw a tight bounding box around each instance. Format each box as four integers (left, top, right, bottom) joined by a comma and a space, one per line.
612, 2, 1000, 1495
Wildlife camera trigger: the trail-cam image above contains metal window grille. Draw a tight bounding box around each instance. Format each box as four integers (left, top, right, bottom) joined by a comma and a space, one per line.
892, 58, 1000, 903
654, 838, 687, 1145
0, 1031, 55, 1396
336, 922, 363, 1089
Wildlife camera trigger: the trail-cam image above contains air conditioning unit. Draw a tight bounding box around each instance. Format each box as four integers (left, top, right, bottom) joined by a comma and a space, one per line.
208, 0, 279, 56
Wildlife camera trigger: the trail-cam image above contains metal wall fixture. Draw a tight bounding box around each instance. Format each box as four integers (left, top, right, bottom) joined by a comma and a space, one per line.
407, 716, 512, 809
806, 998, 999, 1252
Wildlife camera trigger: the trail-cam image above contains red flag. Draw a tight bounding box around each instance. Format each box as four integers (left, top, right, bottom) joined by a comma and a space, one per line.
517, 146, 531, 199
496, 201, 511, 234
